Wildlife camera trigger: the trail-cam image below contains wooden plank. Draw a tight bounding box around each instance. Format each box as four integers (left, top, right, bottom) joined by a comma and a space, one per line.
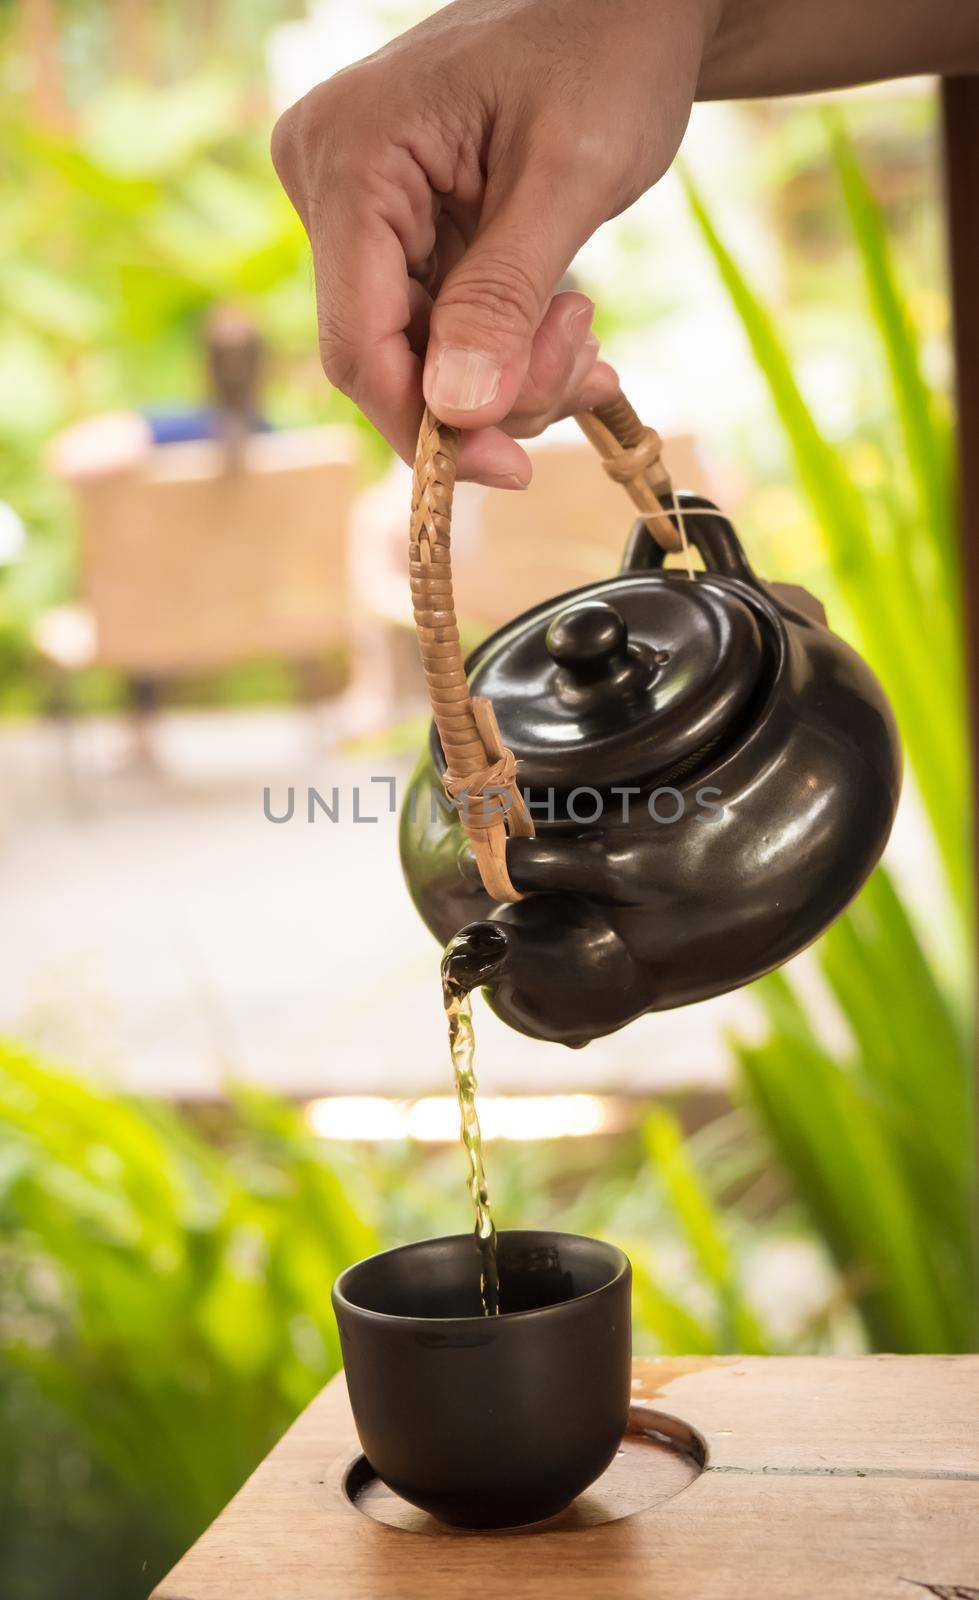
631, 1355, 979, 1474
153, 1357, 979, 1600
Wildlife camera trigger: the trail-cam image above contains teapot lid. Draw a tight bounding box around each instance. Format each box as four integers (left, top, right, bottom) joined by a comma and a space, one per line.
461, 573, 769, 793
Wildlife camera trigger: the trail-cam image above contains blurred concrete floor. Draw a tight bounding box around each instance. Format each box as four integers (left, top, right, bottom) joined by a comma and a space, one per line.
0, 707, 768, 1101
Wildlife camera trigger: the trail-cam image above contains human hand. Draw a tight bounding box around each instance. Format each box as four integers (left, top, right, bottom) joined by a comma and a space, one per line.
272, 0, 715, 486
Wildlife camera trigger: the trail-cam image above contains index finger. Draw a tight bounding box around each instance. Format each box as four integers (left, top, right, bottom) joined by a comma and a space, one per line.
310, 197, 424, 464
311, 208, 532, 487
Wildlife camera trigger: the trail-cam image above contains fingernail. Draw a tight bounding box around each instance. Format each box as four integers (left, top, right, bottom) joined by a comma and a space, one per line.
569, 332, 600, 390
484, 472, 529, 491
567, 300, 594, 347
430, 348, 501, 412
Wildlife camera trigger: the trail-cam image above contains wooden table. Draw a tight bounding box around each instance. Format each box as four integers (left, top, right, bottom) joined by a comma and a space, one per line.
153, 1357, 979, 1599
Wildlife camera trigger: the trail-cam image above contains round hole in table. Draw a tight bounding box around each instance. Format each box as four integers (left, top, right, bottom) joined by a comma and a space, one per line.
342, 1405, 705, 1537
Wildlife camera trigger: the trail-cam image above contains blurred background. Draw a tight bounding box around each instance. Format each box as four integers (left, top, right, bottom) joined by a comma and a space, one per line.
0, 2, 975, 1597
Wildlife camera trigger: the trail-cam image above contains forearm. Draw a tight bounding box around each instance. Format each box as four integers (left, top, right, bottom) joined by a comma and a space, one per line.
700, 0, 979, 99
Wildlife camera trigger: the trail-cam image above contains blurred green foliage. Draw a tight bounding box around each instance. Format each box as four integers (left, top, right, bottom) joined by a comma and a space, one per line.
0, 51, 379, 710
1, 1039, 803, 1599
0, 1043, 375, 1598
686, 117, 976, 1355
736, 871, 974, 1352
686, 122, 965, 910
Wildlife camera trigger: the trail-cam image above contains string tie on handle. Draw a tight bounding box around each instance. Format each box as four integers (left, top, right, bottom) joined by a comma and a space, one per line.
597, 424, 666, 488
444, 747, 518, 819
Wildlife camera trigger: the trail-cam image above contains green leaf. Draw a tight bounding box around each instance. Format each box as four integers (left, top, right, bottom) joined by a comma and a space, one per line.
643, 1109, 765, 1352
682, 161, 969, 915
826, 111, 955, 581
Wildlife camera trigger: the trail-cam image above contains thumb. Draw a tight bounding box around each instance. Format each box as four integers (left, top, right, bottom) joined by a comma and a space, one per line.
423, 165, 596, 428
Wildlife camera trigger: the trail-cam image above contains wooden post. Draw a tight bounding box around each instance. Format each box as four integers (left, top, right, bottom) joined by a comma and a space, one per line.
941, 76, 979, 1333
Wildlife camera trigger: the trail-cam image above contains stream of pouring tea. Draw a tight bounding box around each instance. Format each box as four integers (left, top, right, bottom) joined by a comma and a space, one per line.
442, 972, 500, 1316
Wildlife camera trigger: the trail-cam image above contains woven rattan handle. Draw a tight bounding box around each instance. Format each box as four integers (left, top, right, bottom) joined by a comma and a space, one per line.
409, 391, 678, 903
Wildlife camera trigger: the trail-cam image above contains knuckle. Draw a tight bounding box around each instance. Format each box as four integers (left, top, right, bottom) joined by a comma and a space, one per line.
270, 106, 300, 187
318, 335, 360, 399
304, 69, 378, 166
301, 76, 346, 147
435, 255, 542, 343
578, 133, 627, 193
276, 78, 364, 196
533, 116, 630, 207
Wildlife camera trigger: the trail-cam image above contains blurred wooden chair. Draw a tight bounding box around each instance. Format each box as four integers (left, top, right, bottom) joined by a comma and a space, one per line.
38, 424, 360, 772
452, 432, 707, 631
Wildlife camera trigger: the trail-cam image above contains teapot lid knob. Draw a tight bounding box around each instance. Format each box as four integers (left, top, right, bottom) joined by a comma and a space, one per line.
545, 600, 631, 684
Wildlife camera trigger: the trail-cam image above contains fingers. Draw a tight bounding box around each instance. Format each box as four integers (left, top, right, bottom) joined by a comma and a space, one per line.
275, 108, 534, 483
500, 292, 619, 438
309, 188, 425, 466
456, 429, 534, 488
575, 359, 621, 413
422, 151, 606, 429
308, 195, 616, 485
506, 292, 594, 422
273, 96, 618, 489
450, 296, 621, 482
273, 95, 437, 464
407, 278, 534, 486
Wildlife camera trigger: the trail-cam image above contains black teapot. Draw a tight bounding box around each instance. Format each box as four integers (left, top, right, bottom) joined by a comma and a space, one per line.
400, 404, 901, 1047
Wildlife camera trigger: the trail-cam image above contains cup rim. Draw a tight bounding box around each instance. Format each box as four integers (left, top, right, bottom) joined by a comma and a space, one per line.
332, 1229, 630, 1327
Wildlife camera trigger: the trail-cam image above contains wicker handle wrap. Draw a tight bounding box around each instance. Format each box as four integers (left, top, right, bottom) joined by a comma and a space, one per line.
410, 392, 675, 903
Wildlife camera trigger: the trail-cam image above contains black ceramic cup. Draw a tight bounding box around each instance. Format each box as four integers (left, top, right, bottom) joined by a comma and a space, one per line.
332, 1230, 631, 1529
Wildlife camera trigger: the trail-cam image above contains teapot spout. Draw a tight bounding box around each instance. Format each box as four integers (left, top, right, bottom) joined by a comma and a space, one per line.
441, 922, 511, 999
443, 896, 643, 1047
